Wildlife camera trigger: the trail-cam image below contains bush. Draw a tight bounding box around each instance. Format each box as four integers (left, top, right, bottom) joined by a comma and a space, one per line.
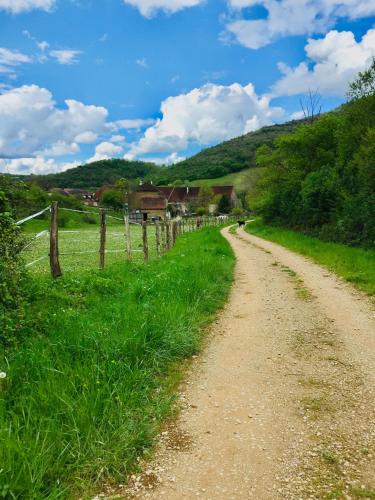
231, 207, 244, 216
0, 213, 28, 346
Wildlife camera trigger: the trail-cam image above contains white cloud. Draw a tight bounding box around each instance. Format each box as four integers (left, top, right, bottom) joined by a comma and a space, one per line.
272, 29, 375, 96
123, 0, 203, 17
0, 0, 55, 13
49, 49, 82, 65
136, 57, 148, 68
0, 47, 32, 75
37, 41, 49, 52
87, 141, 123, 163
74, 131, 98, 144
226, 0, 375, 49
109, 118, 156, 131
0, 157, 79, 175
290, 110, 305, 120
110, 135, 126, 143
126, 82, 283, 158
36, 140, 80, 157
132, 152, 186, 165
0, 84, 108, 159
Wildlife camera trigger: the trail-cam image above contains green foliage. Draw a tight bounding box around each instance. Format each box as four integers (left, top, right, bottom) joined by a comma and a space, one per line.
231, 207, 244, 216
0, 229, 234, 498
28, 159, 159, 190
347, 57, 375, 100
218, 194, 231, 214
196, 206, 206, 216
0, 212, 28, 346
100, 188, 124, 210
253, 77, 375, 247
246, 220, 375, 296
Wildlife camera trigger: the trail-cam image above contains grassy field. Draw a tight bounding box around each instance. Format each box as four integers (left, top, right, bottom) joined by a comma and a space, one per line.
190, 167, 264, 193
0, 227, 234, 499
245, 220, 375, 296
20, 210, 157, 273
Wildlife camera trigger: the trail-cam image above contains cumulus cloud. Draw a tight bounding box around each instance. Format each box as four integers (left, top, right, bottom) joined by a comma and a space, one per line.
0, 0, 55, 13
123, 0, 203, 17
49, 49, 82, 65
87, 141, 123, 163
0, 157, 79, 175
126, 82, 283, 158
134, 152, 186, 165
226, 0, 375, 49
272, 29, 375, 96
0, 85, 108, 159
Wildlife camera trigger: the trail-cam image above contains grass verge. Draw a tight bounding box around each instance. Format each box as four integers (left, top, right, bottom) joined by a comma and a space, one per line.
245, 220, 375, 296
0, 228, 234, 499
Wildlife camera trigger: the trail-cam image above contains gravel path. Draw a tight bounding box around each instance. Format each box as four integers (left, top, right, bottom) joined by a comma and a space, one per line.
121, 226, 375, 500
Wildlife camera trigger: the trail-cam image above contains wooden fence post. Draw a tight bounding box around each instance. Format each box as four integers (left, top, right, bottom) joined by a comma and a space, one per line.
166, 221, 171, 249
142, 221, 149, 262
99, 208, 106, 270
161, 221, 166, 251
49, 201, 62, 278
155, 221, 161, 257
172, 221, 177, 245
124, 215, 132, 260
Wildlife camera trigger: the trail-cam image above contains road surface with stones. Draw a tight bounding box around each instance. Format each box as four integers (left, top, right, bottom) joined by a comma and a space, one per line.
123, 225, 375, 500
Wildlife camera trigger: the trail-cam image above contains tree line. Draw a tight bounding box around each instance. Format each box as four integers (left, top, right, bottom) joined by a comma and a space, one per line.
253, 62, 375, 248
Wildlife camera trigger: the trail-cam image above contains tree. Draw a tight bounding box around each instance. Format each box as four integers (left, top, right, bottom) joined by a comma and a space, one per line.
101, 189, 123, 210
299, 90, 322, 123
218, 194, 231, 214
348, 58, 375, 100
198, 186, 214, 209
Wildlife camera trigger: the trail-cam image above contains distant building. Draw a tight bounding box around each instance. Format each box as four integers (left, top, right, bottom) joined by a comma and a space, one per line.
52, 182, 238, 218
128, 182, 237, 221
48, 188, 98, 206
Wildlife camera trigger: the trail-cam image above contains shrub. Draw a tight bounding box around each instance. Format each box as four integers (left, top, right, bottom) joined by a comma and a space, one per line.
0, 213, 28, 346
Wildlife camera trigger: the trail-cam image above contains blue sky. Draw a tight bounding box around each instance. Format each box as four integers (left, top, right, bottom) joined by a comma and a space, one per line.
0, 0, 374, 174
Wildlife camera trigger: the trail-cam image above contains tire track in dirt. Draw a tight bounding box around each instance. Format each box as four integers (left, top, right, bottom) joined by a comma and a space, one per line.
115, 226, 375, 500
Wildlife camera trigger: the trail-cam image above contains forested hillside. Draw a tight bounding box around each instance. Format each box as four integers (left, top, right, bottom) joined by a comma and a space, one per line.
31, 159, 159, 190
253, 62, 375, 247
27, 120, 303, 190
154, 120, 303, 184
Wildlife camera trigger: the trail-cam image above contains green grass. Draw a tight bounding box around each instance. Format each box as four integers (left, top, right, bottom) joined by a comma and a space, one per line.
20, 211, 158, 273
0, 228, 234, 499
190, 167, 264, 193
245, 220, 375, 296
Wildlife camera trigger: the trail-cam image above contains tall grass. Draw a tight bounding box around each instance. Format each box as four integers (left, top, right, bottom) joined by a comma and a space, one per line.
245, 220, 375, 296
0, 228, 234, 499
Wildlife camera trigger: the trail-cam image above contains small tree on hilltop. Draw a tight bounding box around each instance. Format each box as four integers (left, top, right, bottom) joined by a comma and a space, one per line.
348, 58, 375, 100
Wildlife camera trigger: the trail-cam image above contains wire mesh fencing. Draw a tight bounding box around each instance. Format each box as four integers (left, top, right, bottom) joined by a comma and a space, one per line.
16, 202, 237, 277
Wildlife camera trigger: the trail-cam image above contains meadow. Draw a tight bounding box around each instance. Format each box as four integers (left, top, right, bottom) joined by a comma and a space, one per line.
20, 209, 158, 274
246, 220, 375, 296
0, 226, 234, 499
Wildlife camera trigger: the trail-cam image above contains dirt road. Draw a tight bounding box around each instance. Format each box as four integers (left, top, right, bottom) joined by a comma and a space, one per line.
126, 226, 375, 500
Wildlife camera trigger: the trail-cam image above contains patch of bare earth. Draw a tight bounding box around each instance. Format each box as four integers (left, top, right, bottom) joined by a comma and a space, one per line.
99, 226, 375, 500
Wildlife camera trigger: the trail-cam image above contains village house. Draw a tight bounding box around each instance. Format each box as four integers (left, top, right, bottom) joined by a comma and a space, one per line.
127, 182, 237, 221
48, 188, 98, 206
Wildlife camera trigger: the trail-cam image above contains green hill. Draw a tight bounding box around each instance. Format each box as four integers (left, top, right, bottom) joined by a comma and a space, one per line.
30, 159, 159, 190
155, 120, 303, 184
29, 119, 303, 190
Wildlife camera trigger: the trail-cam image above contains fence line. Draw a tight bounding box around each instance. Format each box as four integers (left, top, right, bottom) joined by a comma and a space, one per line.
17, 202, 239, 277
16, 206, 51, 226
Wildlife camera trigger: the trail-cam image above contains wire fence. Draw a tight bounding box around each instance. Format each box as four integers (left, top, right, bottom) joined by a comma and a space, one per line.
16, 202, 238, 277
